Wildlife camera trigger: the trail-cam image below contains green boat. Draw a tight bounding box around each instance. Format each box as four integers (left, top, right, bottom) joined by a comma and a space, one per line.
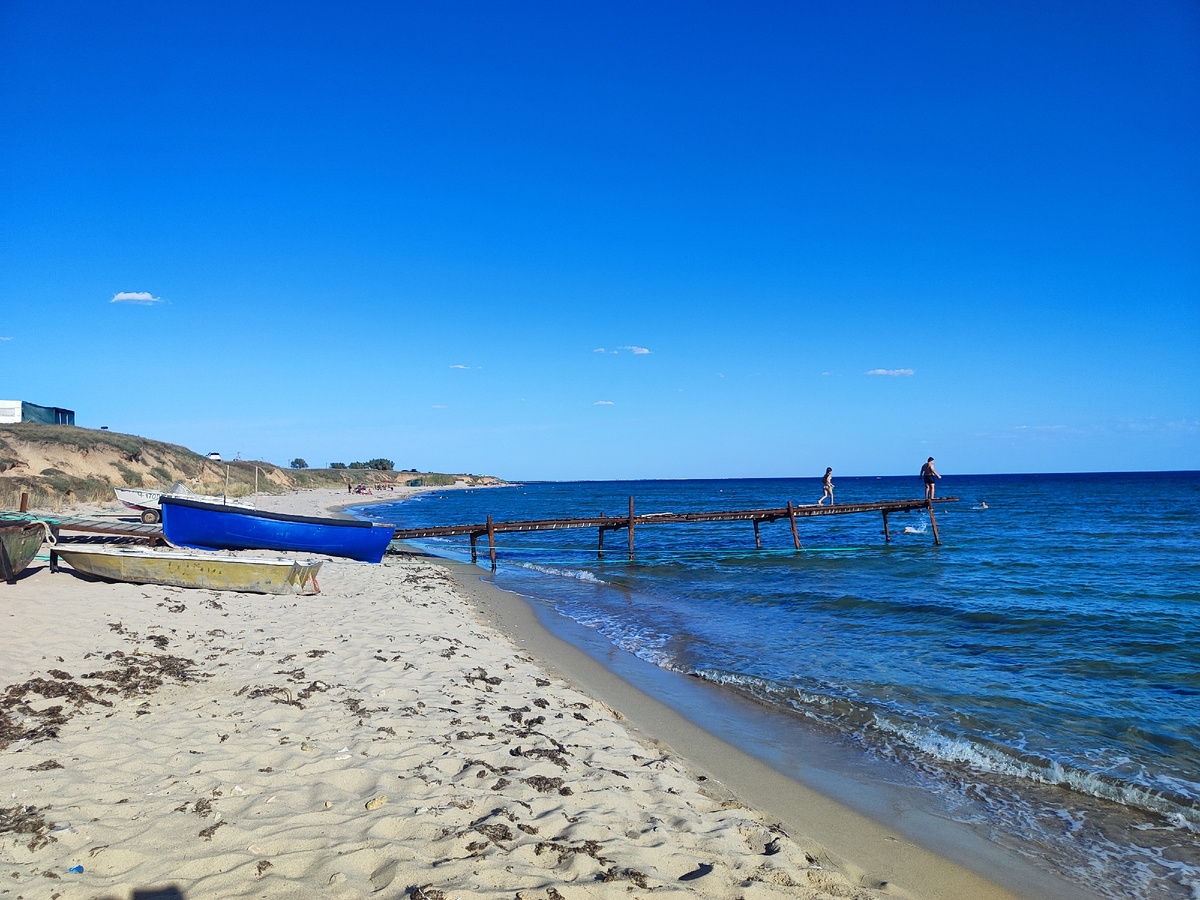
0, 522, 45, 584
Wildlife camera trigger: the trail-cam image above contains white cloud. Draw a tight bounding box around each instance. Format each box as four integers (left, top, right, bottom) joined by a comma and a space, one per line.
593, 348, 606, 353
594, 400, 614, 406
432, 405, 447, 409
621, 346, 651, 354
111, 291, 164, 305
1166, 418, 1200, 432
449, 364, 470, 369
865, 368, 914, 377
0, 337, 11, 341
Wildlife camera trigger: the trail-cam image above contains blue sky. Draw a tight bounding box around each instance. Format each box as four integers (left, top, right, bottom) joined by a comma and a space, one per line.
1, 1, 1196, 479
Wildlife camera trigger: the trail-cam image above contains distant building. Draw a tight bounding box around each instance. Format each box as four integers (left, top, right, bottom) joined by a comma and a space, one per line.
0, 400, 75, 426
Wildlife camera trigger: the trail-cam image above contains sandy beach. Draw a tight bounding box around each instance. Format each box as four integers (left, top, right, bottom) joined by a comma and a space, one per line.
2, 491, 1022, 900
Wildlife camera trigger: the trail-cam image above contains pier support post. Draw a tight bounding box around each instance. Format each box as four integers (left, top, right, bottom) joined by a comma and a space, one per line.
487, 515, 497, 570
882, 511, 890, 542
470, 533, 478, 563
19, 492, 28, 513
787, 501, 801, 550
628, 496, 635, 560
926, 501, 941, 546
598, 513, 605, 556
753, 518, 761, 550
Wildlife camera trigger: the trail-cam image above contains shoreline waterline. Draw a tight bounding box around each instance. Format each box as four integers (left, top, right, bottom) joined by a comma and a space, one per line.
347, 493, 1072, 899
355, 473, 1200, 900
434, 550, 1068, 900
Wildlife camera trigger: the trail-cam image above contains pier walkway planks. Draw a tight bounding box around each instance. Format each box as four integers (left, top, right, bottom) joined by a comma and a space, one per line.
389, 496, 959, 569
1, 512, 165, 545
0, 512, 166, 573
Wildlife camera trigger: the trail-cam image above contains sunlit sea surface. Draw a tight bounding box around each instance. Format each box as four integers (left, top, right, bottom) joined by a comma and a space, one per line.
361, 473, 1200, 899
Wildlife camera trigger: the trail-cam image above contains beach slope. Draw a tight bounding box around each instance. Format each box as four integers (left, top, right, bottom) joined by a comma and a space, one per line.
1, 492, 1018, 899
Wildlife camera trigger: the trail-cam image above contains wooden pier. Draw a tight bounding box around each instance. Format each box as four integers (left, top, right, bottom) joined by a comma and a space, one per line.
0, 512, 165, 572
390, 497, 958, 569
1, 513, 165, 544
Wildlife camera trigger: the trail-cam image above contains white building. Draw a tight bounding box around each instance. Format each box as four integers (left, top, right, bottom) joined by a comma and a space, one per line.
0, 400, 76, 425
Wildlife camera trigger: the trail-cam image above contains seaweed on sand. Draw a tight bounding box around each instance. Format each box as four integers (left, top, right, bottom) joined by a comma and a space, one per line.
0, 804, 57, 851
0, 651, 203, 750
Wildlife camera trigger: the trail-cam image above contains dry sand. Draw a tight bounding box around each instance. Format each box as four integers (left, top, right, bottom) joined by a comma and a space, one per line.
1, 491, 1022, 900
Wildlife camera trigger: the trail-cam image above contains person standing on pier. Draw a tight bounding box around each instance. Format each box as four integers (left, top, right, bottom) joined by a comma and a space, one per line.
921, 457, 941, 499
818, 467, 835, 505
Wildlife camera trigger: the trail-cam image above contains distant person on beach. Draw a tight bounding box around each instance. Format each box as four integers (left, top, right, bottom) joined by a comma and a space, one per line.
921, 457, 941, 499
818, 467, 834, 505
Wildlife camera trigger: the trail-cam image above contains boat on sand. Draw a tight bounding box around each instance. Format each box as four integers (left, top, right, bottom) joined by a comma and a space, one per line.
114, 481, 253, 524
55, 546, 322, 594
160, 496, 394, 563
0, 522, 45, 584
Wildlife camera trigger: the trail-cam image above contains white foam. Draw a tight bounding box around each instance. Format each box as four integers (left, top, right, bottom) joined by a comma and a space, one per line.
873, 716, 1200, 828
514, 562, 608, 584
566, 607, 677, 669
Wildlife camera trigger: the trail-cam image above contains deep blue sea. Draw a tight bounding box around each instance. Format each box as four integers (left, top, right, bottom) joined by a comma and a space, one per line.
359, 473, 1200, 899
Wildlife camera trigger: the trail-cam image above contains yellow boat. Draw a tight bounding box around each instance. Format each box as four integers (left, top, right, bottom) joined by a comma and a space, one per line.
55, 546, 322, 595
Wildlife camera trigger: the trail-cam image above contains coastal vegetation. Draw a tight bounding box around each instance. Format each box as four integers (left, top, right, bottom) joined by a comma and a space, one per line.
0, 424, 501, 510
329, 458, 394, 470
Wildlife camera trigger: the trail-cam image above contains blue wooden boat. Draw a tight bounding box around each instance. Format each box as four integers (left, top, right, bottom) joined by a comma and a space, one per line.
160, 497, 394, 563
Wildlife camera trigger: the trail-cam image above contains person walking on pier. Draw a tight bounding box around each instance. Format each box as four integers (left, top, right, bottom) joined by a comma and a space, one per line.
921, 457, 941, 499
818, 467, 835, 505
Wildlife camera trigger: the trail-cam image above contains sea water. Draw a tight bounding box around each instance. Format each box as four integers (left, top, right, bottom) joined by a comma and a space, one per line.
360, 473, 1200, 899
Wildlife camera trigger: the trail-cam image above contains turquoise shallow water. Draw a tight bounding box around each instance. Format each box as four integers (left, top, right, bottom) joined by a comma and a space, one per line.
362, 472, 1200, 899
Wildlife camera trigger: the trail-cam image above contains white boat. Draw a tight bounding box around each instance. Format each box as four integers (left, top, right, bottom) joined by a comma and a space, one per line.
115, 481, 253, 523
55, 546, 321, 594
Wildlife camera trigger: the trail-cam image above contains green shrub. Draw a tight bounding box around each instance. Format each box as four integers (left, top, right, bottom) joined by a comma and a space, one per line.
112, 462, 143, 487
419, 473, 456, 486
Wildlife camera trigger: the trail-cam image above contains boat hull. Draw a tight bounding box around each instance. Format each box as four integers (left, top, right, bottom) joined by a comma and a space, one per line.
0, 523, 44, 583
57, 547, 322, 595
114, 487, 164, 511
161, 497, 394, 563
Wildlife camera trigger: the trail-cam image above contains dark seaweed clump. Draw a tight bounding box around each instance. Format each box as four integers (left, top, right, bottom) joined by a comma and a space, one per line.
0, 804, 57, 851
0, 650, 203, 751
